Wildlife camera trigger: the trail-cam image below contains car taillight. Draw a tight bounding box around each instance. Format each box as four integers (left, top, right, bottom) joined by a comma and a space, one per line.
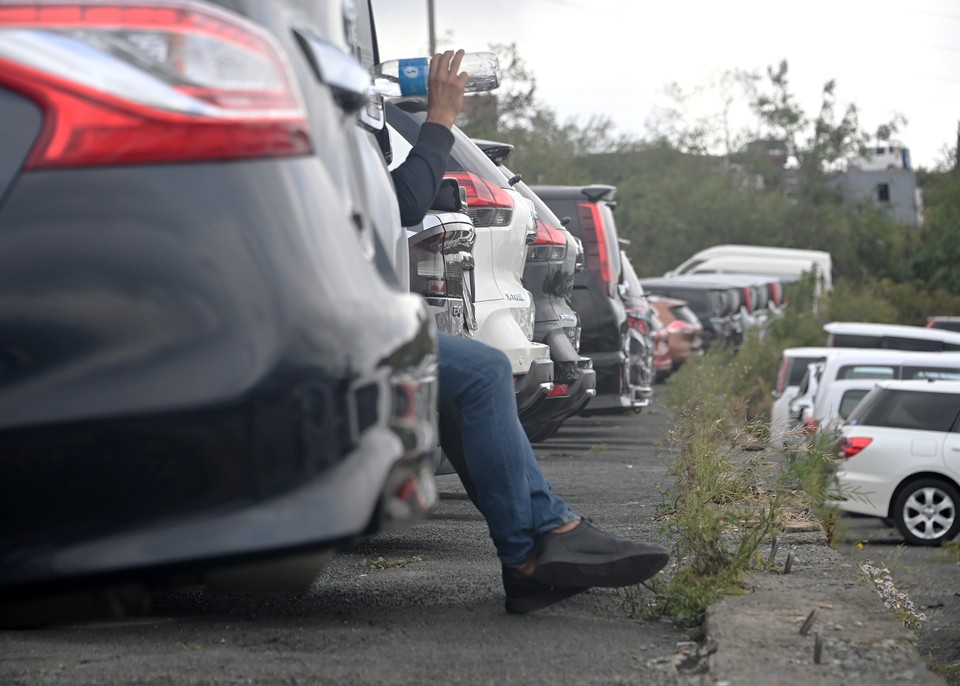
408, 230, 473, 299
444, 170, 513, 227
666, 319, 692, 334
577, 201, 614, 292
0, 1, 310, 169
802, 418, 819, 434
627, 313, 649, 335
742, 287, 752, 313
546, 383, 569, 398
526, 219, 567, 262
840, 436, 873, 459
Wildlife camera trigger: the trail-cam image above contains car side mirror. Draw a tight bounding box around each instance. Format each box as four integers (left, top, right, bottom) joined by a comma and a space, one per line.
431, 178, 467, 213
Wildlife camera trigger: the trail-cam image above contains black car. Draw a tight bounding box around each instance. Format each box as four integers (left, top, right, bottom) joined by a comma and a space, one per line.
474, 141, 597, 442
532, 185, 642, 414
0, 0, 439, 620
639, 277, 735, 349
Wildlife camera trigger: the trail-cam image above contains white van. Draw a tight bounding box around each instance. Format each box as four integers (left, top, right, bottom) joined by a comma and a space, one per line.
804, 349, 960, 432
824, 322, 960, 352
666, 245, 833, 292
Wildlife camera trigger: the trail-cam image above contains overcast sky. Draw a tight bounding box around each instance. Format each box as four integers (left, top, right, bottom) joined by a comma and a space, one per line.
371, 0, 960, 170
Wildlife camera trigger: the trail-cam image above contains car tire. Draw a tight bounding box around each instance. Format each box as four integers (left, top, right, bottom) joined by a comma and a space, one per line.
892, 478, 960, 546
525, 420, 563, 444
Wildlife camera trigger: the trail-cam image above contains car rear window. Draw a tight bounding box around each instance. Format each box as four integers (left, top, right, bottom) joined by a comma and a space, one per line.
836, 364, 897, 380
838, 389, 870, 419
387, 104, 508, 186
847, 389, 960, 431
903, 366, 960, 381
787, 356, 823, 387
883, 336, 946, 352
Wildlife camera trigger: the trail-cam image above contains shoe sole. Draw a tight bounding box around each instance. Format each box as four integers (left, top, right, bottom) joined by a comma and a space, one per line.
533, 551, 669, 589
505, 586, 589, 614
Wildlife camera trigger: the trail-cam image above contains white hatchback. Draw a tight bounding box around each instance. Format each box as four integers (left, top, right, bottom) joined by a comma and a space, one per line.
834, 380, 960, 545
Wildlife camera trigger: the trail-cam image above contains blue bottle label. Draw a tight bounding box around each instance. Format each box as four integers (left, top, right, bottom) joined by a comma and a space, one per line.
398, 57, 429, 97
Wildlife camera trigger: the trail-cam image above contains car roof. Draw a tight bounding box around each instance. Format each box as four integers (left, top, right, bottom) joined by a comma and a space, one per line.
874, 379, 960, 394
824, 321, 960, 343
821, 349, 960, 363
781, 347, 835, 357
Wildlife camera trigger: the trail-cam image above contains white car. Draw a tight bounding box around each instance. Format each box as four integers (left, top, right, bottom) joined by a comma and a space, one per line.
386, 106, 554, 416
834, 380, 960, 546
807, 378, 877, 435
824, 321, 960, 351
770, 346, 833, 442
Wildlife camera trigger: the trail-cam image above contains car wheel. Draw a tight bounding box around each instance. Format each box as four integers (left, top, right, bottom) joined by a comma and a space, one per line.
525, 420, 563, 443
892, 478, 960, 546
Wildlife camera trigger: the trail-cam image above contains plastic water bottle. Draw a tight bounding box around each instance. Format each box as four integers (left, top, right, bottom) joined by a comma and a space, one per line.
371, 51, 501, 98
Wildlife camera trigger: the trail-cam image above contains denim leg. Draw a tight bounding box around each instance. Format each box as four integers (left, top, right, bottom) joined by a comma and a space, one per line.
437, 333, 577, 566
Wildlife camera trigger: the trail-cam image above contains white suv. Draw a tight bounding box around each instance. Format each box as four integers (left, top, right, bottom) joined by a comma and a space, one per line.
386, 104, 553, 416
834, 379, 960, 545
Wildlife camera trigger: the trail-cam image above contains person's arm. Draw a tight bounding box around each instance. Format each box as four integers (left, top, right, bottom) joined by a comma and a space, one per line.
390, 50, 468, 227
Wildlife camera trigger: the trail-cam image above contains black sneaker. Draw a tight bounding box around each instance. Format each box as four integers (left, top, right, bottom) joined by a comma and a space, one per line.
502, 567, 588, 614
532, 519, 669, 589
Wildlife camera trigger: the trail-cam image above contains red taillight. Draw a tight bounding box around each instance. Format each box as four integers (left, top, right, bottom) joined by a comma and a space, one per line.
444, 171, 513, 227
771, 282, 781, 307
0, 1, 310, 168
666, 319, 692, 334
926, 320, 936, 329
840, 436, 873, 459
526, 219, 567, 262
627, 313, 649, 335
743, 287, 752, 313
802, 418, 819, 434
546, 383, 569, 398
577, 201, 614, 289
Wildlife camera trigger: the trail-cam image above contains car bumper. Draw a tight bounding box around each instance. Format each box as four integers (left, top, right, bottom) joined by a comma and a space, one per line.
515, 357, 555, 419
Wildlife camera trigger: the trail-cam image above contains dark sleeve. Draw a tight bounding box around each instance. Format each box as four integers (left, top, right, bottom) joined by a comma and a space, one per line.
390, 122, 455, 227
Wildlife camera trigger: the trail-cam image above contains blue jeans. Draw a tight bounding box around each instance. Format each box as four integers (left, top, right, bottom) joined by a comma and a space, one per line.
437, 333, 577, 566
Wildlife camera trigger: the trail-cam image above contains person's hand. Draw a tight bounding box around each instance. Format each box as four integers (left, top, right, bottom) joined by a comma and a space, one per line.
425, 49, 468, 130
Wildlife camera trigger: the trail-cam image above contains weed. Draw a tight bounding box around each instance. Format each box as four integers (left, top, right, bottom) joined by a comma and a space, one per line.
590, 443, 608, 454
858, 562, 927, 632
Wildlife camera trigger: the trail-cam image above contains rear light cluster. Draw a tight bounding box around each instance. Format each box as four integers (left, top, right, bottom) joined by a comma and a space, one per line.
408, 227, 475, 299
775, 357, 789, 396
444, 171, 513, 227
840, 436, 872, 459
525, 219, 567, 262
741, 287, 753, 313
577, 201, 615, 292
0, 1, 311, 169
626, 312, 649, 336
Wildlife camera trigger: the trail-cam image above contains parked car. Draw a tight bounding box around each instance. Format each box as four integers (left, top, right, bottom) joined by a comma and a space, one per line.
638, 277, 734, 349
617, 250, 656, 403
666, 244, 833, 293
926, 316, 960, 333
808, 378, 877, 435
0, 0, 439, 618
473, 141, 598, 441
647, 296, 704, 373
532, 184, 643, 413
770, 347, 834, 443
669, 273, 782, 340
385, 104, 555, 425
824, 322, 960, 352
834, 380, 960, 546
796, 349, 960, 434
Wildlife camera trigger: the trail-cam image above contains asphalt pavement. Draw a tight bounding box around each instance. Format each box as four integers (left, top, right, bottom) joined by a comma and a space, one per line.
0, 407, 953, 685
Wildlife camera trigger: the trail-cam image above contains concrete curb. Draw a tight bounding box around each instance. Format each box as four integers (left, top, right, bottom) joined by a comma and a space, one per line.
704, 529, 945, 685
